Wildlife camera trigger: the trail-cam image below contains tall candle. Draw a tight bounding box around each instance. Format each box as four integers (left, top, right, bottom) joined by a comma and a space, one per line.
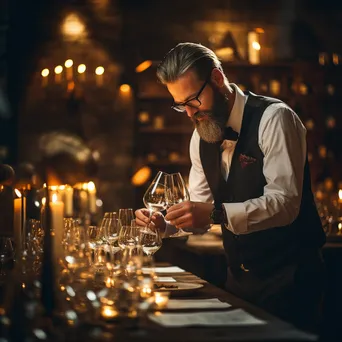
54, 65, 63, 84
248, 31, 260, 65
95, 66, 104, 87
88, 181, 96, 214
50, 193, 64, 262
13, 189, 22, 250
64, 186, 74, 217
65, 59, 73, 80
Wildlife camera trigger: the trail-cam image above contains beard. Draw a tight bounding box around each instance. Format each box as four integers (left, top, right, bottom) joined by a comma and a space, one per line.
192, 88, 229, 143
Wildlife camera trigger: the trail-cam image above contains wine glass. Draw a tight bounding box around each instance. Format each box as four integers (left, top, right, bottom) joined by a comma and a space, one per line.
140, 224, 162, 258
0, 237, 15, 282
118, 219, 141, 256
119, 208, 135, 227
106, 213, 122, 259
142, 171, 168, 234
165, 172, 193, 238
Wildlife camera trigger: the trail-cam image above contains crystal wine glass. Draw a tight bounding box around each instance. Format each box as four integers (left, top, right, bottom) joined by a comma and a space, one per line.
165, 172, 193, 238
118, 220, 141, 257
139, 223, 162, 258
142, 171, 168, 235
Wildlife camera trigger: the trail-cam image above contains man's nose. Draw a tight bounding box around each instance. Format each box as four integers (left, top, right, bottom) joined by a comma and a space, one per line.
185, 106, 197, 118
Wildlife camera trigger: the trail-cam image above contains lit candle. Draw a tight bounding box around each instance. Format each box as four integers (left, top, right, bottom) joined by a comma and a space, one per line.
95, 66, 104, 87
50, 193, 64, 261
64, 59, 73, 80
88, 181, 96, 214
13, 189, 22, 249
64, 185, 74, 217
248, 31, 261, 65
80, 183, 89, 214
41, 68, 49, 87
77, 64, 86, 82
338, 190, 342, 218
101, 306, 118, 319
154, 291, 170, 309
54, 65, 63, 83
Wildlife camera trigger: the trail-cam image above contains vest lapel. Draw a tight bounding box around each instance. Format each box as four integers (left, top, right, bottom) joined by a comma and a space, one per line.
199, 140, 222, 202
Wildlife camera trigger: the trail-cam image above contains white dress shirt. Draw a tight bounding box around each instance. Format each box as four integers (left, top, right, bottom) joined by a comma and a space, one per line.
189, 84, 307, 235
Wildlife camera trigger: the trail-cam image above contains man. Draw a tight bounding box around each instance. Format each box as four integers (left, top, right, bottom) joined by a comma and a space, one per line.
135, 42, 326, 331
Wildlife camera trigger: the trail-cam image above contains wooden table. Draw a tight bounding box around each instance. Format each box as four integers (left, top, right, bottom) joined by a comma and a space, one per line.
71, 266, 316, 342
155, 231, 342, 342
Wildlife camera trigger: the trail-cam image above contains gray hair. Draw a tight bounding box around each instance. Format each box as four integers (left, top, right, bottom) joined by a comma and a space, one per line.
156, 42, 225, 84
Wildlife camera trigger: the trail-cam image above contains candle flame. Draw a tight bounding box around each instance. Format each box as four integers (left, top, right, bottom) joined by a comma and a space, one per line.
15, 189, 22, 197
95, 66, 104, 75
65, 59, 73, 68
52, 193, 58, 203
41, 68, 49, 77
77, 64, 86, 74
42, 197, 46, 206
88, 181, 95, 192
120, 84, 131, 93
339, 190, 342, 201
82, 182, 88, 190
252, 41, 261, 50
54, 65, 63, 74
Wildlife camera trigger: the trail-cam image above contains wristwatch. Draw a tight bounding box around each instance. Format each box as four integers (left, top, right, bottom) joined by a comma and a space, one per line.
210, 205, 228, 225
210, 207, 224, 224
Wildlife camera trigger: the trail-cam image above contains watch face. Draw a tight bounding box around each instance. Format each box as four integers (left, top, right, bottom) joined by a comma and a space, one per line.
211, 209, 223, 224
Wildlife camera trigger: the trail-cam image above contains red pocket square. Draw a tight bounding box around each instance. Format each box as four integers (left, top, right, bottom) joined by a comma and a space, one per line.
239, 154, 257, 168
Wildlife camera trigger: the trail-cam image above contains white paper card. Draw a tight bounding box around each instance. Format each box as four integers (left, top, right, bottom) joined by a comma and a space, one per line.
166, 298, 231, 310
155, 277, 177, 283
142, 266, 185, 274
148, 309, 267, 327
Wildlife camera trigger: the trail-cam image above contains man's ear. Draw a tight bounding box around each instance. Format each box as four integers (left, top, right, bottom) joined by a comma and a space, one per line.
211, 68, 225, 88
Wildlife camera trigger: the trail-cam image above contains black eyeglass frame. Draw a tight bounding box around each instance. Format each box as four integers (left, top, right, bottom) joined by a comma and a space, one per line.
171, 70, 213, 113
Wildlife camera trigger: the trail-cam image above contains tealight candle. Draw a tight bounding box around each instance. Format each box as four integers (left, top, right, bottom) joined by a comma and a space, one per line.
154, 291, 170, 309
101, 306, 118, 319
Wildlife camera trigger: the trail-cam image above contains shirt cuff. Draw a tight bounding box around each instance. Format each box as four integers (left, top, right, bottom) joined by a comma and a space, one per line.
222, 202, 248, 234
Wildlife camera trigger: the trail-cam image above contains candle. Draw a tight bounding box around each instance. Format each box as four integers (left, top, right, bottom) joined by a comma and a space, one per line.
248, 31, 261, 65
64, 59, 73, 80
50, 193, 64, 261
154, 291, 170, 309
79, 184, 88, 214
95, 66, 104, 87
87, 181, 96, 214
54, 65, 63, 83
41, 69, 49, 87
13, 189, 22, 250
101, 306, 118, 319
77, 64, 86, 82
64, 186, 74, 217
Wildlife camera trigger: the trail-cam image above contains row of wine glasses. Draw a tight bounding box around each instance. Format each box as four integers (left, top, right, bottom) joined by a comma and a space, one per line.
143, 171, 192, 238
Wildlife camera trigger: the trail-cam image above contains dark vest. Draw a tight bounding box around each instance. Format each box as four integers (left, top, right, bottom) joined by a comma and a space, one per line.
200, 92, 326, 276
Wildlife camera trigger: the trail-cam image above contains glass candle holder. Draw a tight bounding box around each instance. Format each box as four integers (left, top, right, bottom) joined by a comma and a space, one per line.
153, 291, 170, 310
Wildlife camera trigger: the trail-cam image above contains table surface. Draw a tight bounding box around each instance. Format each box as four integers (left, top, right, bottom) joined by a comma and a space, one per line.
71, 265, 317, 342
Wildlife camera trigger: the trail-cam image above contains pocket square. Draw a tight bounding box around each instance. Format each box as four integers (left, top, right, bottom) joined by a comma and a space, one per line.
239, 154, 257, 169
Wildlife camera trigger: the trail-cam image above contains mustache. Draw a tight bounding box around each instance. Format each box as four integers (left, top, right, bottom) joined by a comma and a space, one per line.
192, 110, 213, 122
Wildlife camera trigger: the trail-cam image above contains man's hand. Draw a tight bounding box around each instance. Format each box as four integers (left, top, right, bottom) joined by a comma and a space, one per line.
164, 201, 213, 231
135, 208, 166, 232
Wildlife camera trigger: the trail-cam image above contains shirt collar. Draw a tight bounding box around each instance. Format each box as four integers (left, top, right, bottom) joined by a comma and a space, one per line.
226, 83, 248, 134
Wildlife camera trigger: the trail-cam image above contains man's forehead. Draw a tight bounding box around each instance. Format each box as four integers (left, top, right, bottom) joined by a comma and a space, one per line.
166, 70, 201, 101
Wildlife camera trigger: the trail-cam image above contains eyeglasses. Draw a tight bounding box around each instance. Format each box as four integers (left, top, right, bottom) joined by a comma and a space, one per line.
171, 71, 212, 113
